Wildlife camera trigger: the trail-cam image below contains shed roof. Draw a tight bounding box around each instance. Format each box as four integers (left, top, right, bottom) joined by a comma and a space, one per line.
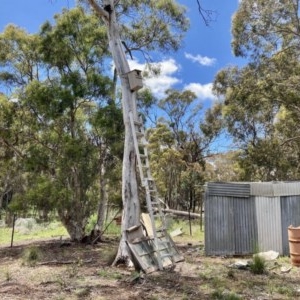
206, 181, 300, 197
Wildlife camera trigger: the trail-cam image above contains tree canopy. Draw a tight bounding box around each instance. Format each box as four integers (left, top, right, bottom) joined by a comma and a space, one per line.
0, 7, 124, 240
213, 0, 300, 181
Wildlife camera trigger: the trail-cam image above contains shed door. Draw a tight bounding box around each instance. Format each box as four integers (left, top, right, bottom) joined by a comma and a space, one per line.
233, 197, 257, 255
255, 196, 282, 254
205, 196, 235, 256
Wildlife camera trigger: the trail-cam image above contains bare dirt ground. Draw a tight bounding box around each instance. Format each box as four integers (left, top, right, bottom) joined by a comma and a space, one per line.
0, 237, 300, 300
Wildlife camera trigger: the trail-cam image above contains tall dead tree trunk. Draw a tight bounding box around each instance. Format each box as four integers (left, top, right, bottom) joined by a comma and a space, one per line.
88, 0, 141, 265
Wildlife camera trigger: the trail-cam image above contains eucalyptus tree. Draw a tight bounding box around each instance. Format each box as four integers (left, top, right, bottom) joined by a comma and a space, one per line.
213, 60, 298, 180
205, 151, 244, 182
85, 0, 189, 265
147, 123, 185, 210
232, 0, 300, 61
0, 26, 43, 219
212, 0, 300, 180
147, 89, 222, 212
0, 94, 27, 223
0, 8, 116, 240
89, 101, 124, 233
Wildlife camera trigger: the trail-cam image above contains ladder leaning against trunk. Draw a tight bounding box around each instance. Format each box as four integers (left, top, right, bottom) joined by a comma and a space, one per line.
129, 111, 176, 270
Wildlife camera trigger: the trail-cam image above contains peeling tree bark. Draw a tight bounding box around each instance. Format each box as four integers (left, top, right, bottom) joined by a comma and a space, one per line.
88, 0, 141, 266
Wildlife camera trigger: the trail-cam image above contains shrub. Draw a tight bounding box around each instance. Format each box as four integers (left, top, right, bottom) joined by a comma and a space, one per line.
22, 246, 40, 266
211, 290, 242, 300
249, 254, 266, 275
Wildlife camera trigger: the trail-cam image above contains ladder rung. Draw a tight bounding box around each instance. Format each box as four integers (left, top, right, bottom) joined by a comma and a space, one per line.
138, 144, 147, 148
160, 253, 174, 258
147, 190, 157, 197
155, 243, 172, 251
146, 185, 155, 189
144, 177, 154, 181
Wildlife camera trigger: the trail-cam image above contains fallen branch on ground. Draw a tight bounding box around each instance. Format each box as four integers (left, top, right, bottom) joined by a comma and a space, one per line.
37, 258, 93, 265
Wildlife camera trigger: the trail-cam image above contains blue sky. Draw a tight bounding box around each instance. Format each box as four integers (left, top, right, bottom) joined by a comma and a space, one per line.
0, 0, 247, 152
0, 0, 245, 101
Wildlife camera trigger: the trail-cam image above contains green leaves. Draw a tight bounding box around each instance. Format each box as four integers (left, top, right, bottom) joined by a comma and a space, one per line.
232, 0, 300, 61
0, 7, 120, 240
40, 7, 109, 71
213, 0, 300, 180
146, 88, 218, 210
0, 25, 41, 87
117, 0, 189, 55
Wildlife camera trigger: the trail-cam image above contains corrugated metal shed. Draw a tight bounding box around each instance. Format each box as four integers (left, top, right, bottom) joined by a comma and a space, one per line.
255, 196, 282, 254
205, 181, 300, 256
207, 182, 250, 198
250, 182, 274, 196
205, 195, 235, 256
273, 182, 300, 196
233, 197, 257, 255
251, 182, 300, 196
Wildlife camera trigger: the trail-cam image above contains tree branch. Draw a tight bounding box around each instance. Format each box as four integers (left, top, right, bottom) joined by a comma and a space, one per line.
196, 0, 217, 26
281, 136, 300, 146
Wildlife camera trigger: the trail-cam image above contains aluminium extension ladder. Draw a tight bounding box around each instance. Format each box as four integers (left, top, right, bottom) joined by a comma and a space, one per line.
129, 111, 175, 270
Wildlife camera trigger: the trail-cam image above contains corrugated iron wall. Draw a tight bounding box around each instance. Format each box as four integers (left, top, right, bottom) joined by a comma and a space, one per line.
255, 196, 282, 254
207, 182, 250, 198
233, 197, 257, 255
205, 195, 235, 256
251, 182, 274, 196
205, 182, 300, 256
281, 195, 300, 255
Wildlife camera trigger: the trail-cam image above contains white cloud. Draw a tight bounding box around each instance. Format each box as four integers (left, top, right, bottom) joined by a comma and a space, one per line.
129, 58, 181, 99
185, 52, 216, 67
184, 82, 215, 101
127, 58, 215, 102
128, 59, 145, 71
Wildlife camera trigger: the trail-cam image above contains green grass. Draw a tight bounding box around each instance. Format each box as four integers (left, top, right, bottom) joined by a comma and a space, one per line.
86, 212, 121, 236
211, 290, 242, 300
97, 268, 123, 279
0, 216, 122, 245
168, 218, 204, 243
103, 220, 121, 236
0, 221, 68, 245
0, 215, 202, 246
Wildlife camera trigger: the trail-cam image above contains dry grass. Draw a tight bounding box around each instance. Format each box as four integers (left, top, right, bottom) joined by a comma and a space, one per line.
0, 236, 300, 300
